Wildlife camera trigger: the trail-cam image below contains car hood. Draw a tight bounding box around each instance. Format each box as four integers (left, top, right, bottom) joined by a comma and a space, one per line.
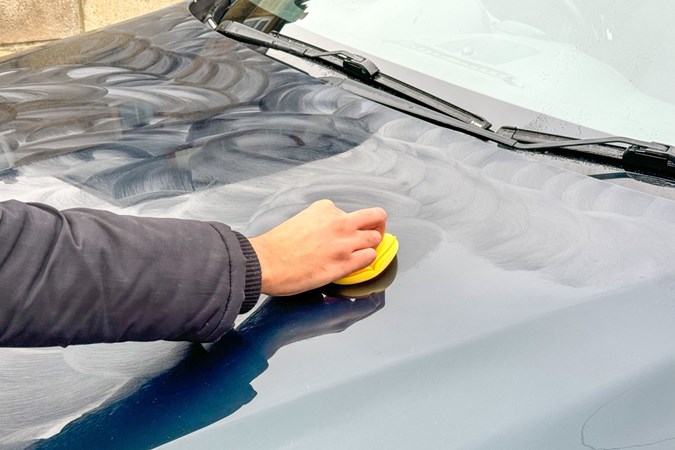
3, 3, 675, 449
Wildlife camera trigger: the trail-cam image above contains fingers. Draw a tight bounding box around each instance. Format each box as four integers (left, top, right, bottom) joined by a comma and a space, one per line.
346, 207, 387, 236
346, 247, 377, 274
355, 229, 383, 250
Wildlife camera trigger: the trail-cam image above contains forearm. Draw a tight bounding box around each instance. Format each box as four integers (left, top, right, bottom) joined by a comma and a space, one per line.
0, 200, 261, 347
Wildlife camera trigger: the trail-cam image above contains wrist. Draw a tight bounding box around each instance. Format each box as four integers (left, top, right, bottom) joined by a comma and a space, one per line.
249, 235, 273, 295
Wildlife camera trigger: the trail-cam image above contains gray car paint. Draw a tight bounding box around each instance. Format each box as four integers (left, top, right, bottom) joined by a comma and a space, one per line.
1, 2, 675, 449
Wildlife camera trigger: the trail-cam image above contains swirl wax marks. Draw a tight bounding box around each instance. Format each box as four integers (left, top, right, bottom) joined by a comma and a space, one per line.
0, 5, 372, 206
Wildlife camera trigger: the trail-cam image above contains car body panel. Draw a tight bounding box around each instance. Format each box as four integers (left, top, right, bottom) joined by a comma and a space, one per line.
1, 3, 675, 449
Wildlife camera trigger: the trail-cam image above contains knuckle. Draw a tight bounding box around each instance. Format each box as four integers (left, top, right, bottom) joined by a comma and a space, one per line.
338, 245, 353, 259
315, 199, 334, 208
336, 215, 349, 231
330, 241, 349, 259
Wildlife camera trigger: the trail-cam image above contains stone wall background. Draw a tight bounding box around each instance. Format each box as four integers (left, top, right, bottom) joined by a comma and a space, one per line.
0, 0, 182, 57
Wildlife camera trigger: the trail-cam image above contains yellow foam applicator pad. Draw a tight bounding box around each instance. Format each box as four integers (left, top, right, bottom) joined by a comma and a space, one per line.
333, 233, 399, 285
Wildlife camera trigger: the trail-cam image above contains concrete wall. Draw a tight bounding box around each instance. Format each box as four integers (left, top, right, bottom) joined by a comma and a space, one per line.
0, 0, 182, 57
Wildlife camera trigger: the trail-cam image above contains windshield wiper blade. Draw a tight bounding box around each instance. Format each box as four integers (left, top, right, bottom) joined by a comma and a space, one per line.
320, 77, 491, 134
498, 126, 675, 180
211, 21, 675, 182
214, 20, 490, 128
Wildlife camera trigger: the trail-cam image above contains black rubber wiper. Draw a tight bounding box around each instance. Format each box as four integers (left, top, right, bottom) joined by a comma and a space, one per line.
498, 127, 675, 181
214, 20, 491, 129
210, 21, 675, 182
301, 79, 675, 182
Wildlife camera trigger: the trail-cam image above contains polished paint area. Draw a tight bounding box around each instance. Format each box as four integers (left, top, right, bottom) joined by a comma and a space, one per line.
2, 3, 675, 449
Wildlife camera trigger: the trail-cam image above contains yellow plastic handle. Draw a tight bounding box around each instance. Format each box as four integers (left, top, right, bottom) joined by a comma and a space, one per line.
333, 233, 399, 285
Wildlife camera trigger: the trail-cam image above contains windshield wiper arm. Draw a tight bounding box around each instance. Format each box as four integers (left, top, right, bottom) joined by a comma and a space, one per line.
214, 20, 490, 128
498, 127, 675, 180
217, 20, 379, 78
211, 21, 675, 181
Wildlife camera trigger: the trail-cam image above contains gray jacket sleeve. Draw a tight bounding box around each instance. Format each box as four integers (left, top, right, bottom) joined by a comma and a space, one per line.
0, 200, 262, 347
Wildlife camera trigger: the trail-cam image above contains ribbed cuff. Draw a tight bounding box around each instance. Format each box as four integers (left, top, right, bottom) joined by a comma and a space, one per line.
234, 232, 262, 314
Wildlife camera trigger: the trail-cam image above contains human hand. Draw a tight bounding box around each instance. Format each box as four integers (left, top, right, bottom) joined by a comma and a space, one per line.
249, 200, 387, 296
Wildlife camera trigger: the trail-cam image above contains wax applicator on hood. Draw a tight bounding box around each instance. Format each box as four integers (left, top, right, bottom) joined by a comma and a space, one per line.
334, 233, 399, 285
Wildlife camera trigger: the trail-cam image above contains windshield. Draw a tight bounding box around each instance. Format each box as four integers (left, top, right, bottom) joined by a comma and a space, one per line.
211, 0, 675, 145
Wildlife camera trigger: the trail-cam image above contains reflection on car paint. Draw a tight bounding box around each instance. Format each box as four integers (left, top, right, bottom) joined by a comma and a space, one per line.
0, 18, 370, 206
32, 292, 385, 449
3, 3, 675, 448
